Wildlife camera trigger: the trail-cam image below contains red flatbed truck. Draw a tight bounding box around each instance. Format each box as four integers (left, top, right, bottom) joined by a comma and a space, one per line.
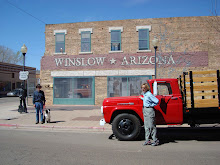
100, 70, 220, 141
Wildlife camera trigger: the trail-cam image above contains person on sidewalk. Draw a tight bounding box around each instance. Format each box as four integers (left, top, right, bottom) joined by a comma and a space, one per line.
18, 84, 27, 113
139, 83, 159, 146
33, 84, 46, 124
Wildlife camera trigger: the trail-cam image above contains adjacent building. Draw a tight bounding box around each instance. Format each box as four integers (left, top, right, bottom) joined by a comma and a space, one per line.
0, 62, 36, 96
41, 16, 220, 105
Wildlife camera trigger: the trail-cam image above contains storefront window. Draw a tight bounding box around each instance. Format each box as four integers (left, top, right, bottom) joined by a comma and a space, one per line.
54, 78, 71, 98
53, 77, 94, 105
107, 76, 151, 97
54, 78, 92, 98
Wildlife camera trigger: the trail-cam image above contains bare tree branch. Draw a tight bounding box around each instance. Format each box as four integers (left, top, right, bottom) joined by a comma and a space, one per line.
0, 45, 22, 64
208, 0, 220, 33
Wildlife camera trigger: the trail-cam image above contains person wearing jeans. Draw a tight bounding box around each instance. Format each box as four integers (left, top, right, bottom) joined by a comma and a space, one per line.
33, 84, 46, 124
139, 83, 159, 146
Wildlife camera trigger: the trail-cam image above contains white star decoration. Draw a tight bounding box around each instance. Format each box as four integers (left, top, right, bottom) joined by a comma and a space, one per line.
110, 58, 116, 65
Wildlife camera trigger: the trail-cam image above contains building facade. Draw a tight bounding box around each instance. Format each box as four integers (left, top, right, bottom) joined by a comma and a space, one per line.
41, 16, 220, 105
0, 62, 36, 96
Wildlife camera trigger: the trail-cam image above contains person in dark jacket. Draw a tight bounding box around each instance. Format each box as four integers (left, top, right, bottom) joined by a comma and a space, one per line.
33, 84, 46, 124
19, 84, 27, 113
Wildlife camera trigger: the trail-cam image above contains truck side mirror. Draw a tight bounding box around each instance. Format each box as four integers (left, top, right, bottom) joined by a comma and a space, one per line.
153, 81, 157, 96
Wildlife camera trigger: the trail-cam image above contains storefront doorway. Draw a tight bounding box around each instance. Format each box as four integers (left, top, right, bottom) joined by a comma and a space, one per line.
53, 77, 95, 105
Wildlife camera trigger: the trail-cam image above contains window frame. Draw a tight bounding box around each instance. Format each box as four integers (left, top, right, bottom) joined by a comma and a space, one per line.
156, 83, 173, 95
81, 31, 91, 52
111, 30, 121, 51
55, 32, 65, 53
138, 28, 149, 50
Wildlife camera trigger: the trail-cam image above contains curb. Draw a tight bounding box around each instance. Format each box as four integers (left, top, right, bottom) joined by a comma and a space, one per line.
0, 123, 111, 131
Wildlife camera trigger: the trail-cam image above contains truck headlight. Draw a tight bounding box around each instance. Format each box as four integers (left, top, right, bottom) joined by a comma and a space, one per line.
101, 106, 104, 114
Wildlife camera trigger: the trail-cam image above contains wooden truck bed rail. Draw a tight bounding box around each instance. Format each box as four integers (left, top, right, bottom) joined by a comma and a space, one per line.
179, 70, 220, 109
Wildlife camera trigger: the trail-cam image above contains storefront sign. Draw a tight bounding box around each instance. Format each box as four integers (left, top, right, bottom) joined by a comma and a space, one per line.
41, 52, 208, 71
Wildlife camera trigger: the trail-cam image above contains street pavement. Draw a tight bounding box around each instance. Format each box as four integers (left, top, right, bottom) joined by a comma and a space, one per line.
0, 128, 220, 165
1, 97, 220, 165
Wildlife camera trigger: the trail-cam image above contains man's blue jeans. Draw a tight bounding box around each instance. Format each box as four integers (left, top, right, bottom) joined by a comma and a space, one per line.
35, 102, 43, 122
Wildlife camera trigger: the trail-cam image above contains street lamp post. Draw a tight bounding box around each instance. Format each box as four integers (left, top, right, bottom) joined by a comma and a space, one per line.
19, 44, 28, 113
21, 44, 27, 87
152, 37, 159, 79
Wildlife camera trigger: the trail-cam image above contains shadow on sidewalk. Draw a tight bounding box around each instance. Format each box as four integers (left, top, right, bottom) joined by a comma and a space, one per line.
47, 121, 65, 123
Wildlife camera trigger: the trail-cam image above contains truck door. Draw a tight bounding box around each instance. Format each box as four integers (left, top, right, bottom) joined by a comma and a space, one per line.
155, 82, 183, 125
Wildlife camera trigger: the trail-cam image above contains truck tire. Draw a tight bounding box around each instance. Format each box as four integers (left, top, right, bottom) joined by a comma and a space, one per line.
112, 113, 141, 141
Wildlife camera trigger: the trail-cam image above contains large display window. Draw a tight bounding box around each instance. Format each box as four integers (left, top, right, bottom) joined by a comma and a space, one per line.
53, 77, 94, 105
107, 76, 151, 97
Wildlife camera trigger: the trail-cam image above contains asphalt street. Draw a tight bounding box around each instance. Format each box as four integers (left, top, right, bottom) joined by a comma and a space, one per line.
0, 128, 220, 165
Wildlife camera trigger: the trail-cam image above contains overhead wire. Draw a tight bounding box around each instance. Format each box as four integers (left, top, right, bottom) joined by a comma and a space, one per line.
6, 0, 46, 24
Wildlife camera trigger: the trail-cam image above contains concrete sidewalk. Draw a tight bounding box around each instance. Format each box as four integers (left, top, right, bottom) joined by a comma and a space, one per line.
0, 97, 198, 132
0, 99, 111, 132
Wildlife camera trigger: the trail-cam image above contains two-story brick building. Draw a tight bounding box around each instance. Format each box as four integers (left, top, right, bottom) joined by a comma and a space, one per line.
41, 16, 220, 105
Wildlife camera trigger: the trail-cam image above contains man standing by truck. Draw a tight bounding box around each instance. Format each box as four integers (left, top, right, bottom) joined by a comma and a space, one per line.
139, 83, 159, 146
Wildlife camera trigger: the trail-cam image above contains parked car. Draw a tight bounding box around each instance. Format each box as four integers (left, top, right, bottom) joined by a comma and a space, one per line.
7, 88, 22, 97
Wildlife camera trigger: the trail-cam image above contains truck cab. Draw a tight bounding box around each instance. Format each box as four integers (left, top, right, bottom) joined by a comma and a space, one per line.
100, 78, 183, 141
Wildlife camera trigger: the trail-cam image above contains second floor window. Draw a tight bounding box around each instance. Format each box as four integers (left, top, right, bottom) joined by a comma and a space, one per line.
111, 30, 121, 51
55, 33, 65, 53
81, 31, 91, 52
138, 29, 149, 50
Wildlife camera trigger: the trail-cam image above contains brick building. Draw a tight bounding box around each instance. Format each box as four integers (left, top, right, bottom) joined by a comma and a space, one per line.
0, 62, 36, 96
41, 16, 220, 105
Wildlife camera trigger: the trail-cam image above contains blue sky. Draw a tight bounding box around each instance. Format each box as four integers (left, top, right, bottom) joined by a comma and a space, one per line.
0, 0, 218, 70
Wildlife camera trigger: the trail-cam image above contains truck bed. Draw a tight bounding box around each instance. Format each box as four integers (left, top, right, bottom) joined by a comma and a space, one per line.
179, 70, 220, 109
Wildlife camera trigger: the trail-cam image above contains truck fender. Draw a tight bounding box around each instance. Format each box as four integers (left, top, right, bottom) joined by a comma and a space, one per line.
110, 108, 144, 125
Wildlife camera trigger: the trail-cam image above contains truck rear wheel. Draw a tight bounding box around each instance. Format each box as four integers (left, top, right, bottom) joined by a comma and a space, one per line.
112, 113, 141, 141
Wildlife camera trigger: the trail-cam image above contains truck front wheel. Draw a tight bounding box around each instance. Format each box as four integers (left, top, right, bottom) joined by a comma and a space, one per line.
112, 113, 141, 141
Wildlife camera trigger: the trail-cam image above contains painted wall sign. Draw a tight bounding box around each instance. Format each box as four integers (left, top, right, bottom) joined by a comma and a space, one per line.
41, 52, 208, 71
54, 55, 175, 67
